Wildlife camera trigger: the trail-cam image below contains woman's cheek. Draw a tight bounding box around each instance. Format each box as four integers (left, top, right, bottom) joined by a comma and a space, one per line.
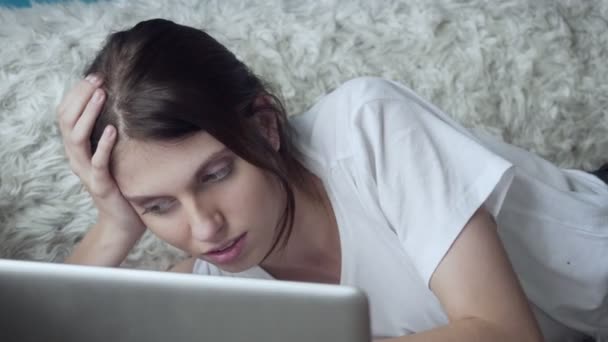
148, 220, 190, 250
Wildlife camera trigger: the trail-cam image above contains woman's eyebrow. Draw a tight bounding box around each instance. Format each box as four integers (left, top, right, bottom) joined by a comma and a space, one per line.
124, 147, 230, 206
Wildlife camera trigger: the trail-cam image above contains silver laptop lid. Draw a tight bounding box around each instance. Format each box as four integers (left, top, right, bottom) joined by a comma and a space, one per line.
0, 259, 370, 342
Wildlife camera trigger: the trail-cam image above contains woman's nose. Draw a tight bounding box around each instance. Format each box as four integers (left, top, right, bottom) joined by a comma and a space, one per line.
185, 201, 225, 242
190, 211, 225, 242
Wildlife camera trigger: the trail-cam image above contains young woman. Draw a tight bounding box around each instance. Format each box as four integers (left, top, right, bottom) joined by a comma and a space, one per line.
57, 19, 607, 341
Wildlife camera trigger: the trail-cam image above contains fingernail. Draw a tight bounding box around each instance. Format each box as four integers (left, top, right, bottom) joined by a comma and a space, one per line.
92, 89, 104, 103
105, 126, 115, 138
86, 74, 100, 85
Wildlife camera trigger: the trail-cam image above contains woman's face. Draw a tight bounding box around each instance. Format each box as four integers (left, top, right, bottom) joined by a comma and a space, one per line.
112, 131, 285, 273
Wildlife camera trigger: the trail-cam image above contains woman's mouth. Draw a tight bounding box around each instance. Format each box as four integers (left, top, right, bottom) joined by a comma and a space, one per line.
203, 233, 247, 265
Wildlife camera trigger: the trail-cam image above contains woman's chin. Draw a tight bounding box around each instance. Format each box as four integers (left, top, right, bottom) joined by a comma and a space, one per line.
213, 259, 257, 274
206, 250, 263, 274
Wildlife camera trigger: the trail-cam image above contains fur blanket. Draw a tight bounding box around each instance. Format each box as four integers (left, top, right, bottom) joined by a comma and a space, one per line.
1, 0, 607, 270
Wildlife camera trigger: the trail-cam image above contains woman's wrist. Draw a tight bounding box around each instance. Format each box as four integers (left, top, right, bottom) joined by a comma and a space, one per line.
64, 221, 142, 267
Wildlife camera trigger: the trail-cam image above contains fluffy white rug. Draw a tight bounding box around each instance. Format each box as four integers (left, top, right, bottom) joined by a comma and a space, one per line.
0, 0, 607, 271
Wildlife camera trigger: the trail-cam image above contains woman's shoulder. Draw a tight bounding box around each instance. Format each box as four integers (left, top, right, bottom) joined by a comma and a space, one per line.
290, 77, 415, 147
306, 76, 428, 136
334, 76, 403, 95
297, 77, 414, 119
319, 76, 414, 110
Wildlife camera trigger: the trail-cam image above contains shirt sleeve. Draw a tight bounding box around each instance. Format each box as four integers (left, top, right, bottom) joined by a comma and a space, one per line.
349, 80, 515, 287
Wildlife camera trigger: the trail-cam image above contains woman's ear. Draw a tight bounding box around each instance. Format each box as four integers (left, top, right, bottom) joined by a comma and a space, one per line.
251, 95, 280, 151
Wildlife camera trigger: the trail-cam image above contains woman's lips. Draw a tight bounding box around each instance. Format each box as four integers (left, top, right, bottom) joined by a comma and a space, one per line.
203, 233, 247, 265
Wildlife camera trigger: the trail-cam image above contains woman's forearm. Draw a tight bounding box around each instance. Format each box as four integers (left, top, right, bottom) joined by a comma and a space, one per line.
376, 317, 541, 342
64, 222, 140, 267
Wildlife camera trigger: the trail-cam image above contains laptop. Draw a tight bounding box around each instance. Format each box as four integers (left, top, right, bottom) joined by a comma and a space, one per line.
0, 259, 370, 342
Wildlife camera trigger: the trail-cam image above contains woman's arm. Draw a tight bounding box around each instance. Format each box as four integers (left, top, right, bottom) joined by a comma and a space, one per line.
378, 207, 543, 342
64, 221, 141, 267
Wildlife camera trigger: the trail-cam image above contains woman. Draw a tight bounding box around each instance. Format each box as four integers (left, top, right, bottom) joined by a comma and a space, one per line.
56, 19, 607, 341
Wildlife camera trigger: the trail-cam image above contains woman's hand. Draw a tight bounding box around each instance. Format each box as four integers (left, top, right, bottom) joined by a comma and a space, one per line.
57, 75, 146, 250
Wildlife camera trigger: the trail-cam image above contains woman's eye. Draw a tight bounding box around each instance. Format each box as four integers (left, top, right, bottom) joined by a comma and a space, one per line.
201, 162, 233, 183
141, 161, 233, 216
142, 200, 174, 215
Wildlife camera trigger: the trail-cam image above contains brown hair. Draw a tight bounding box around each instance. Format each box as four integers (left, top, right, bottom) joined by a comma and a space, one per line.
85, 18, 320, 260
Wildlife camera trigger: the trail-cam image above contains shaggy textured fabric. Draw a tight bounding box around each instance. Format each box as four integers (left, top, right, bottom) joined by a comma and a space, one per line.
0, 0, 607, 271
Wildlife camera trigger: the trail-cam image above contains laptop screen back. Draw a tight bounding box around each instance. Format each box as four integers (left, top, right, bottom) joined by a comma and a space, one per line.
0, 259, 370, 342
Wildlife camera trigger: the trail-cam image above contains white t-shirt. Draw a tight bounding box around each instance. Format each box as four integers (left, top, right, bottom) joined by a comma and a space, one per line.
193, 77, 608, 340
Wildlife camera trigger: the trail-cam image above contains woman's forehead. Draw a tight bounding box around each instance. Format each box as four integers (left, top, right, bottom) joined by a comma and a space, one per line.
111, 132, 226, 187
115, 131, 220, 158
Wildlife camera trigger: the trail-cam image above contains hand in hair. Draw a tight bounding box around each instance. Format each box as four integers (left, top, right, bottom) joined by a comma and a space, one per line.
57, 74, 146, 266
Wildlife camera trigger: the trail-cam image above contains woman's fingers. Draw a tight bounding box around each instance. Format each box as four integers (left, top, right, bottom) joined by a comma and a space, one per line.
70, 88, 106, 160
58, 75, 103, 132
90, 125, 117, 198
56, 75, 146, 241
56, 74, 105, 177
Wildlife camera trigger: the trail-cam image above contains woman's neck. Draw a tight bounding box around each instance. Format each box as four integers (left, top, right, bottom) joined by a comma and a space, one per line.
261, 171, 341, 284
